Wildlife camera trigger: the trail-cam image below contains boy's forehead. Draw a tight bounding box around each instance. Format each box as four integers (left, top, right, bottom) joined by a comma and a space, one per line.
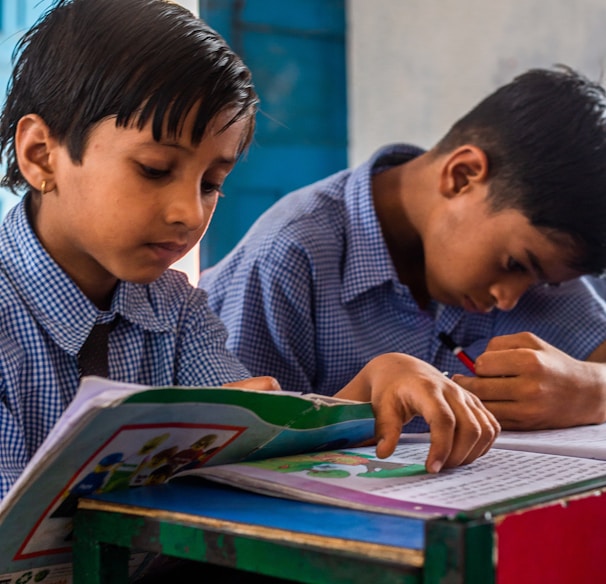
525, 228, 585, 284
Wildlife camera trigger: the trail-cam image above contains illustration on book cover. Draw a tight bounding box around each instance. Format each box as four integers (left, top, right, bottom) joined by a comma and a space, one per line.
17, 423, 245, 559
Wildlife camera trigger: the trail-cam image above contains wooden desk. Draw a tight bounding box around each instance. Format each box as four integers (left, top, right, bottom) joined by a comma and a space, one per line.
72, 476, 606, 584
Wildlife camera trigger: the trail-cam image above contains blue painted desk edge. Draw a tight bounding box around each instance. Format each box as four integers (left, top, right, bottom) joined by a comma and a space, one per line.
85, 477, 425, 551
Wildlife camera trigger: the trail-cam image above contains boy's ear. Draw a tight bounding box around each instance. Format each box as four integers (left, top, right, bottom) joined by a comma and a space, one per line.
15, 114, 57, 193
438, 145, 489, 198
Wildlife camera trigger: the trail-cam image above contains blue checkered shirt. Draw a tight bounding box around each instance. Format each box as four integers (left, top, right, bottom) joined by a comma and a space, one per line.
0, 198, 250, 498
200, 144, 606, 432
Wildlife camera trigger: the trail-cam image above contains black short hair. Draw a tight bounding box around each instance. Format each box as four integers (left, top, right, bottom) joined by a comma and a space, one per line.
434, 66, 606, 275
0, 0, 258, 192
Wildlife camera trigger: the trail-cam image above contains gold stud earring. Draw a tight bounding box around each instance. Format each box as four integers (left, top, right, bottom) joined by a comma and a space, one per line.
40, 180, 47, 195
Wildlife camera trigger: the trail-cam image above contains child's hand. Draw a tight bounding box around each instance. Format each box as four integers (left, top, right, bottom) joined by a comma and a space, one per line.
335, 353, 500, 473
453, 332, 606, 430
223, 376, 282, 391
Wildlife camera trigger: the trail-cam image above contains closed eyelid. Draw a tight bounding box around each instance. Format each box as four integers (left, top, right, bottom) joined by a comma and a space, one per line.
525, 249, 547, 281
139, 164, 171, 178
506, 257, 527, 272
201, 181, 221, 192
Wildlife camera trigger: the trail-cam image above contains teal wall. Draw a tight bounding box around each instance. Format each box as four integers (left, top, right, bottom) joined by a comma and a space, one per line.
199, 0, 347, 267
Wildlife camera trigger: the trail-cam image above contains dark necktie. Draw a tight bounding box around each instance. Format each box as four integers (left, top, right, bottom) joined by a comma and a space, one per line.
77, 321, 114, 378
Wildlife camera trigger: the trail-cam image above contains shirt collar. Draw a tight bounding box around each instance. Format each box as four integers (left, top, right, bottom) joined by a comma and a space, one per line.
0, 199, 173, 356
341, 144, 425, 303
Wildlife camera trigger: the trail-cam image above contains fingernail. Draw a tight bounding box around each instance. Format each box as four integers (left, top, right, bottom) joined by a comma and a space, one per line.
429, 460, 443, 473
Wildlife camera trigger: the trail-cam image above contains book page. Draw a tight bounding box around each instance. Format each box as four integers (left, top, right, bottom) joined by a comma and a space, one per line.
196, 442, 606, 519
401, 425, 606, 460
492, 425, 606, 459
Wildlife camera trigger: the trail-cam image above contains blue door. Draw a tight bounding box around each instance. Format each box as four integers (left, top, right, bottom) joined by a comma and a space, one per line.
199, 0, 347, 267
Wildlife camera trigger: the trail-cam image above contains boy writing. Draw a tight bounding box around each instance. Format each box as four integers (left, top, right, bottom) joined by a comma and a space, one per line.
200, 66, 606, 432
0, 0, 498, 500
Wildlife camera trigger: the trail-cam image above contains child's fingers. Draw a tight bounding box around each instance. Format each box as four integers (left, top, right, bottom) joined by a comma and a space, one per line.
372, 393, 412, 458
426, 389, 499, 471
443, 395, 500, 467
222, 376, 282, 391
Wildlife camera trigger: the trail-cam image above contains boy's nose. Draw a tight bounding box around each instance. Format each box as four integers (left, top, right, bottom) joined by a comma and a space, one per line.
489, 277, 533, 311
165, 188, 207, 231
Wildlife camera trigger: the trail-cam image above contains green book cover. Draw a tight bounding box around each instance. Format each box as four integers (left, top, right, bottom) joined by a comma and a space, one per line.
0, 377, 375, 581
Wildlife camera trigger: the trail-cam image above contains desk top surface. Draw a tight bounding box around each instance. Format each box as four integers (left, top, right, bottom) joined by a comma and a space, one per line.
84, 477, 426, 552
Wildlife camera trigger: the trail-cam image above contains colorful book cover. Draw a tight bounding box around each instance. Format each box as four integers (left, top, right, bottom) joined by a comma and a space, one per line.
0, 377, 374, 582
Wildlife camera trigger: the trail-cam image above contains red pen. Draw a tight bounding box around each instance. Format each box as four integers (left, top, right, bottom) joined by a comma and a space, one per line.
438, 332, 476, 374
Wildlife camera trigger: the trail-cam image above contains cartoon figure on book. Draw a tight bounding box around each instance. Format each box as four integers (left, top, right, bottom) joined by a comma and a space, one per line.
50, 428, 224, 519
249, 451, 427, 480
0, 0, 498, 502
200, 66, 606, 433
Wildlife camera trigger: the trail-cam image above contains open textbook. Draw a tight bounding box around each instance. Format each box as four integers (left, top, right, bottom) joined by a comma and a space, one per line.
0, 377, 375, 584
3, 377, 606, 584
193, 426, 606, 520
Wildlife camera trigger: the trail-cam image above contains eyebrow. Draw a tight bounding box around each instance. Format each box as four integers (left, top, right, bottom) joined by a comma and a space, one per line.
525, 249, 548, 282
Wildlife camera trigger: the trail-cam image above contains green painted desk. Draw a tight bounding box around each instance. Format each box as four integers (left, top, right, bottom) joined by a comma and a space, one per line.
72, 475, 606, 584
